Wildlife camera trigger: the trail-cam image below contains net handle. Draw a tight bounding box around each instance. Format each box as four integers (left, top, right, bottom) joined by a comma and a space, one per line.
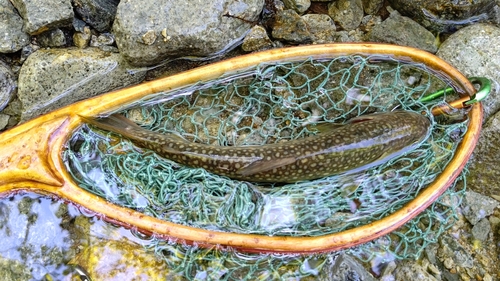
0, 43, 481, 254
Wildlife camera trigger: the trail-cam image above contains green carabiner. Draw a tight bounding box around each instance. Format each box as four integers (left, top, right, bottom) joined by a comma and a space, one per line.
420, 76, 491, 107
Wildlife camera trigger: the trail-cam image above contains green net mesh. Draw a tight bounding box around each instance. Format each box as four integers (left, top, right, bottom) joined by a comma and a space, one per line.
63, 55, 468, 280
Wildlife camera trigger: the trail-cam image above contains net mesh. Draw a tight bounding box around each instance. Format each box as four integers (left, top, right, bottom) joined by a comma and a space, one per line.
63, 55, 468, 280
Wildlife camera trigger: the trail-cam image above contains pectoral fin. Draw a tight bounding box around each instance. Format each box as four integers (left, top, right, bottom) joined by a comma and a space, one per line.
237, 157, 296, 176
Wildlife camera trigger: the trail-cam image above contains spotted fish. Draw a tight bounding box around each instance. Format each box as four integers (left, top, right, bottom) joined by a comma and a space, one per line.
81, 111, 431, 183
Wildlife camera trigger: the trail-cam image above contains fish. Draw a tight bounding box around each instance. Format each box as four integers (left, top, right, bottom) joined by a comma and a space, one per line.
80, 111, 431, 183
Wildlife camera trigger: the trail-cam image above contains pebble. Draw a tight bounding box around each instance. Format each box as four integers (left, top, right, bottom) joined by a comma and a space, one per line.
462, 190, 499, 225
369, 10, 438, 53
283, 0, 310, 14
0, 0, 30, 53
323, 253, 377, 281
0, 113, 9, 131
472, 218, 492, 241
10, 0, 74, 35
272, 9, 312, 43
17, 47, 147, 121
36, 29, 67, 47
241, 25, 273, 52
362, 0, 383, 15
112, 0, 263, 66
328, 0, 364, 31
73, 26, 92, 49
302, 14, 336, 43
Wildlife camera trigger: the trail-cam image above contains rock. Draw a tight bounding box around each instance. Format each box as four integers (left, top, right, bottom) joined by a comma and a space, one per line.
439, 235, 474, 268
72, 18, 87, 33
437, 24, 500, 122
241, 25, 273, 52
272, 9, 312, 43
0, 256, 32, 281
73, 0, 119, 32
323, 253, 377, 281
369, 11, 438, 53
471, 218, 491, 241
393, 260, 439, 281
461, 190, 499, 225
302, 13, 336, 43
90, 33, 115, 47
0, 0, 30, 53
0, 60, 16, 111
73, 26, 92, 48
113, 0, 263, 66
17, 47, 146, 121
0, 113, 8, 130
283, 0, 310, 14
36, 28, 67, 47
328, 0, 364, 31
10, 0, 74, 35
362, 0, 383, 15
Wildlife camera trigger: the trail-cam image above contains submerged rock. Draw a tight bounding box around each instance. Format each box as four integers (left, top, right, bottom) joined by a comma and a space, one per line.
0, 0, 30, 53
113, 0, 264, 66
10, 0, 74, 35
17, 47, 146, 121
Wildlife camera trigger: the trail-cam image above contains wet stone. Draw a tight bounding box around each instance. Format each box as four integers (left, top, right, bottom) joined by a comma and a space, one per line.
439, 235, 474, 268
283, 0, 311, 14
0, 60, 16, 111
328, 0, 364, 31
10, 0, 74, 35
272, 9, 312, 44
302, 14, 336, 43
369, 10, 437, 53
73, 0, 119, 32
36, 28, 67, 47
393, 260, 438, 281
437, 24, 500, 122
0, 0, 30, 53
461, 190, 499, 225
113, 0, 263, 66
17, 47, 147, 121
471, 218, 491, 241
241, 25, 273, 52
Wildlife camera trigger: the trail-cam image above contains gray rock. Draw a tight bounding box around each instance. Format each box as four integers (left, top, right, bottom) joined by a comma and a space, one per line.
437, 24, 500, 122
272, 9, 312, 43
113, 0, 263, 67
0, 60, 16, 111
328, 0, 364, 31
36, 29, 66, 47
17, 47, 146, 121
471, 218, 491, 241
439, 235, 473, 268
0, 0, 30, 53
241, 25, 273, 52
393, 260, 439, 281
369, 11, 438, 53
283, 0, 310, 14
302, 14, 336, 43
323, 253, 376, 281
10, 0, 74, 35
0, 113, 8, 130
72, 18, 87, 33
73, 0, 119, 32
362, 0, 383, 15
461, 190, 499, 225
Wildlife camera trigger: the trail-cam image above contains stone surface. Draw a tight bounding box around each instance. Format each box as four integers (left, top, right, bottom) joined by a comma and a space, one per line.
439, 235, 473, 268
369, 11, 438, 53
328, 0, 364, 31
272, 9, 312, 43
393, 260, 439, 281
471, 218, 491, 241
0, 113, 9, 130
113, 0, 263, 66
437, 24, 500, 122
241, 25, 272, 52
0, 0, 30, 53
362, 0, 383, 15
0, 60, 16, 111
36, 28, 67, 47
17, 47, 146, 121
10, 0, 74, 35
323, 254, 376, 281
461, 190, 499, 225
73, 26, 92, 48
73, 0, 119, 32
302, 13, 336, 43
283, 0, 310, 14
